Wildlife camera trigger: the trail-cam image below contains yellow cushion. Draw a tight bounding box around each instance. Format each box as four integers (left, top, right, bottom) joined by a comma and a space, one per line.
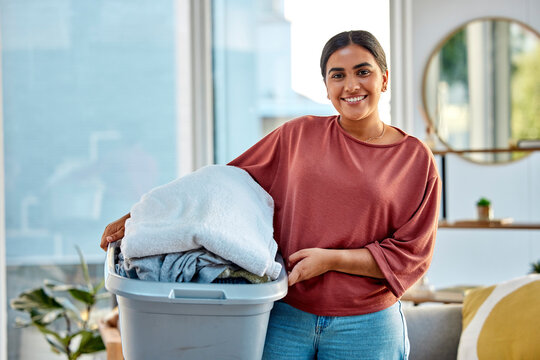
457, 274, 540, 360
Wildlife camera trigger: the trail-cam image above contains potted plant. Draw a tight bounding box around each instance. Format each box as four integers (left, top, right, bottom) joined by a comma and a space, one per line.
10, 246, 109, 360
476, 197, 493, 221
531, 260, 540, 274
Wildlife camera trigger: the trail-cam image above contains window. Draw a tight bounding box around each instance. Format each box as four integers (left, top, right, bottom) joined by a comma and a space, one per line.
212, 0, 390, 163
1, 1, 180, 358
1, 1, 390, 358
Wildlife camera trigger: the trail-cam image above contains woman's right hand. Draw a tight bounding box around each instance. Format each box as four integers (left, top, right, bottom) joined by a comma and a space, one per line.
100, 213, 131, 251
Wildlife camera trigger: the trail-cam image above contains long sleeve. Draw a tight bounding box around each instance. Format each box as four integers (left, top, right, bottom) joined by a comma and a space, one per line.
227, 126, 282, 193
366, 174, 441, 298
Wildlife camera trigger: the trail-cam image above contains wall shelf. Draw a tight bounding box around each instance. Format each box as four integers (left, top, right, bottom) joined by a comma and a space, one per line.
433, 146, 540, 229
439, 221, 540, 230
432, 146, 540, 156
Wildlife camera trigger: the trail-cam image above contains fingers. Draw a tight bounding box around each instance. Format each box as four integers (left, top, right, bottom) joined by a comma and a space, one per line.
288, 269, 299, 286
100, 238, 107, 251
287, 248, 332, 286
100, 213, 130, 251
109, 228, 124, 241
100, 236, 111, 251
287, 262, 306, 286
287, 255, 312, 286
100, 232, 109, 251
288, 249, 309, 267
288, 258, 315, 286
100, 227, 124, 251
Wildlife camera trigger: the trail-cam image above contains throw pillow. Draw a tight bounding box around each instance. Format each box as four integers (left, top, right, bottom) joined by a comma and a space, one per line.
457, 274, 540, 359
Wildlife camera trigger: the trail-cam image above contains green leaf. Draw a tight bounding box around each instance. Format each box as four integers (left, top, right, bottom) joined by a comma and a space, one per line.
10, 288, 64, 312
35, 323, 63, 341
476, 197, 491, 206
72, 330, 105, 358
45, 279, 77, 292
44, 333, 67, 355
53, 296, 83, 323
11, 288, 68, 325
93, 279, 105, 294
14, 317, 31, 328
76, 246, 93, 292
68, 288, 95, 306
36, 309, 65, 325
95, 292, 111, 302
36, 324, 76, 357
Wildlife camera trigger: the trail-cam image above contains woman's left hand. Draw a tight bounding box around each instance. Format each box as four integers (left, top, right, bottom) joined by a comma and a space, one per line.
287, 248, 335, 286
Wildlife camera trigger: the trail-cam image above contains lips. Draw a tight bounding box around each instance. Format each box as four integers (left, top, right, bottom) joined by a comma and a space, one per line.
342, 95, 367, 104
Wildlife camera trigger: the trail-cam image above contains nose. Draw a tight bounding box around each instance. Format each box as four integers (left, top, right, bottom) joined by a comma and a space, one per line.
345, 77, 360, 92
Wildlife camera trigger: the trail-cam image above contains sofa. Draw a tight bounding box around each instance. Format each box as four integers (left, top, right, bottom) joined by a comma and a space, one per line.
403, 273, 540, 360
403, 304, 462, 360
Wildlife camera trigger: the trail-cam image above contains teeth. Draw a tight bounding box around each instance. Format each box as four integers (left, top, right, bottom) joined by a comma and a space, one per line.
344, 96, 367, 103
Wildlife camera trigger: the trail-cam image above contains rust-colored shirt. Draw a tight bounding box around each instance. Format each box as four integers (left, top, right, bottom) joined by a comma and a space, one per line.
229, 115, 441, 316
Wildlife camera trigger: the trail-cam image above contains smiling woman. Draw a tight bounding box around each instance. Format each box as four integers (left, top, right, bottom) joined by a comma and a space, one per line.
224, 30, 441, 359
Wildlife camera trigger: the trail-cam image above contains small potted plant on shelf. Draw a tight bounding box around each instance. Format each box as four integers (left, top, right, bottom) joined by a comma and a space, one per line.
531, 260, 540, 274
476, 197, 493, 221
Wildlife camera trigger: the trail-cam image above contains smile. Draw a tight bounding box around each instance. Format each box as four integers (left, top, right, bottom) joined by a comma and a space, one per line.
342, 95, 367, 103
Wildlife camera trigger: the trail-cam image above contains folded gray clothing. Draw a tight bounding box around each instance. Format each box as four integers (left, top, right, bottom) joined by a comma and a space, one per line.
116, 248, 236, 283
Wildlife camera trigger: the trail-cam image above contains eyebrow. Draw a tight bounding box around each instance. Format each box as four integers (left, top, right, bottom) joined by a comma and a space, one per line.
327, 62, 373, 75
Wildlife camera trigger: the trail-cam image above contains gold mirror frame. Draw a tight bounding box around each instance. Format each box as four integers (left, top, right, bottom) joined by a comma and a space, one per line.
422, 17, 540, 164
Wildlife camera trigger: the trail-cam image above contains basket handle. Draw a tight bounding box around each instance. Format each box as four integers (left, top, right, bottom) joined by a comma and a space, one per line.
168, 288, 227, 301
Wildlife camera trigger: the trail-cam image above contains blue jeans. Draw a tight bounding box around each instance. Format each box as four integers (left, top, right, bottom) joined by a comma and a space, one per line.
262, 301, 409, 360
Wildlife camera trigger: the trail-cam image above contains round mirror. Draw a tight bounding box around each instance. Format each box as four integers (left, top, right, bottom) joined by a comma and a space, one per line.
422, 18, 540, 163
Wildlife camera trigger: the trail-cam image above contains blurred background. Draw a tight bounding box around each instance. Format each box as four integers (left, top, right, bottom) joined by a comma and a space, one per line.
1, 0, 539, 359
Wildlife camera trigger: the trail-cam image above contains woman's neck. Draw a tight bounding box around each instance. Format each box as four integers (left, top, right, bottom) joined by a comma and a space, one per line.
338, 116, 385, 143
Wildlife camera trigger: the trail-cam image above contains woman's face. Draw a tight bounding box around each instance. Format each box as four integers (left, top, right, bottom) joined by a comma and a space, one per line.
324, 44, 388, 126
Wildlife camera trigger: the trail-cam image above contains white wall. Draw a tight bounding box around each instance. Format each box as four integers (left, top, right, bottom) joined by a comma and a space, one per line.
391, 0, 540, 288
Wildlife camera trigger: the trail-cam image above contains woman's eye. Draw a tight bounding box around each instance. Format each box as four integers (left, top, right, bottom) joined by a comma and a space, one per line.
358, 70, 370, 76
331, 73, 344, 79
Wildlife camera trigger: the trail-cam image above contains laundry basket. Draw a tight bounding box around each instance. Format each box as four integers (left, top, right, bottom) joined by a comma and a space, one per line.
104, 244, 288, 360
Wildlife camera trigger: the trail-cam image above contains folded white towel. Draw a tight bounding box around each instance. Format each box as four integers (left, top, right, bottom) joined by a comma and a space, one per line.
120, 165, 282, 280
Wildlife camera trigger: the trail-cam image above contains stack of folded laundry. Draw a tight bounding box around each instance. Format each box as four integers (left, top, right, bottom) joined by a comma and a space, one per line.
116, 165, 282, 284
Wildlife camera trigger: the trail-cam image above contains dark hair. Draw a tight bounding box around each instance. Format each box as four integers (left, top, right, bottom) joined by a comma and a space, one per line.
320, 30, 387, 80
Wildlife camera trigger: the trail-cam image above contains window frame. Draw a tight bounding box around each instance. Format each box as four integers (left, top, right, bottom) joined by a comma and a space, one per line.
175, 0, 215, 176
0, 1, 214, 357
0, 18, 7, 360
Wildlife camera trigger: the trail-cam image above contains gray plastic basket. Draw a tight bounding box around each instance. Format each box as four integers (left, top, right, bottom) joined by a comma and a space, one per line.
105, 244, 287, 360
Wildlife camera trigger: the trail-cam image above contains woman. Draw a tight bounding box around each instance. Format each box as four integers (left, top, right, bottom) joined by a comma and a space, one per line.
101, 30, 440, 359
